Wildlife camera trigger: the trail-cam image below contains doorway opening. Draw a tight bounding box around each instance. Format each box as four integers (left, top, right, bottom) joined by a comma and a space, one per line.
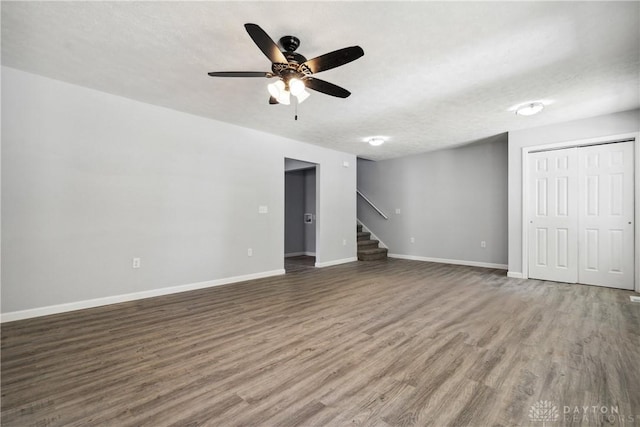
284, 158, 318, 273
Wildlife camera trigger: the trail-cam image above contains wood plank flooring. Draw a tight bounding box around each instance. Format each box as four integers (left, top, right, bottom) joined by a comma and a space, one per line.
2, 259, 639, 426
284, 256, 316, 273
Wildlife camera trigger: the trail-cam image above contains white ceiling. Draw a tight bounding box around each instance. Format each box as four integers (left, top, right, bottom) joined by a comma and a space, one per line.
2, 1, 639, 160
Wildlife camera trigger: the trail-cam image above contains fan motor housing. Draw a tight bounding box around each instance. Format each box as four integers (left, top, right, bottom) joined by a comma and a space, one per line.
279, 35, 300, 52
279, 35, 307, 65
272, 35, 308, 77
284, 51, 307, 65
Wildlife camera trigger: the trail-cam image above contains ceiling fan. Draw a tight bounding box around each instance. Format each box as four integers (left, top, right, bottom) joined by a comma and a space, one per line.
208, 23, 364, 105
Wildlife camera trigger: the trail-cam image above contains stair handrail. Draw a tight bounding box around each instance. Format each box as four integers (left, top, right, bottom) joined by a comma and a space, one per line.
357, 189, 389, 220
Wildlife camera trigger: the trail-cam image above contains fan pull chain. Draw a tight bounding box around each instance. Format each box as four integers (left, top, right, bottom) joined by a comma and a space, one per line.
295, 101, 298, 121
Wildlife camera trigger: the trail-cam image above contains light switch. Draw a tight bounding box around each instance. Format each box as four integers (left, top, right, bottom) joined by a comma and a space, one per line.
258, 205, 268, 214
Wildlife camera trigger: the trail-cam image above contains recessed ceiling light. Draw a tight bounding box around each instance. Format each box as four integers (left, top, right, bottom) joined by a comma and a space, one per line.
515, 102, 545, 116
368, 138, 384, 146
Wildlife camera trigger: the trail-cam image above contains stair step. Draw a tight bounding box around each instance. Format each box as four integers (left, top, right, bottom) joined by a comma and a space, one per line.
357, 247, 388, 261
357, 231, 371, 241
358, 247, 388, 255
357, 239, 379, 250
356, 224, 363, 232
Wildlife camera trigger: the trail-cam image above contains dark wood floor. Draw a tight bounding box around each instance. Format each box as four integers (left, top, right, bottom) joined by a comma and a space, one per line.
2, 259, 639, 426
284, 255, 316, 273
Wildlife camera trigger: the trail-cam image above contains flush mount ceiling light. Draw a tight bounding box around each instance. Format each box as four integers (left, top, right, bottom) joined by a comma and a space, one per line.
368, 138, 385, 146
514, 101, 545, 116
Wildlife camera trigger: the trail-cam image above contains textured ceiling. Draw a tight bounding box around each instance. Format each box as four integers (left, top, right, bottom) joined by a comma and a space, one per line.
2, 1, 639, 160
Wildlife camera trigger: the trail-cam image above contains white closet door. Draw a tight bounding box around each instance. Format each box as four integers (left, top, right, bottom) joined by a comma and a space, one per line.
578, 141, 634, 290
528, 148, 579, 283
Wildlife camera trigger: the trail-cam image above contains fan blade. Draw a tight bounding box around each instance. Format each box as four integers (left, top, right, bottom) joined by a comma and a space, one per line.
301, 46, 364, 74
208, 71, 270, 77
269, 96, 279, 104
244, 23, 288, 64
305, 77, 351, 98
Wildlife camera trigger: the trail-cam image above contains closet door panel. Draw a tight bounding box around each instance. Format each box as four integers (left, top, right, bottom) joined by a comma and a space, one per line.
577, 141, 634, 289
528, 148, 578, 283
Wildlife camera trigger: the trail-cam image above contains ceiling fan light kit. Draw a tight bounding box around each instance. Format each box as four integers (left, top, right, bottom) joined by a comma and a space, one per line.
208, 23, 364, 107
289, 78, 305, 96
268, 80, 290, 104
295, 89, 311, 104
267, 78, 309, 105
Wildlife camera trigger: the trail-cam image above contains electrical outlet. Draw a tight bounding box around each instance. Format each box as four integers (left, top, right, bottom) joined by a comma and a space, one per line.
395, 208, 401, 214
410, 237, 415, 243
481, 241, 487, 248
132, 258, 141, 269
247, 248, 253, 257
258, 206, 268, 214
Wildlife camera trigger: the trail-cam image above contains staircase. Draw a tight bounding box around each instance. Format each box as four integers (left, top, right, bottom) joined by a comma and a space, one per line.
357, 224, 388, 261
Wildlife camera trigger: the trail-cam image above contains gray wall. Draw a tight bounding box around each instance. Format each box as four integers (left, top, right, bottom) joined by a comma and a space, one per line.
285, 170, 305, 254
284, 168, 316, 255
507, 109, 640, 276
304, 168, 316, 254
1, 67, 357, 316
357, 134, 508, 266
285, 158, 315, 172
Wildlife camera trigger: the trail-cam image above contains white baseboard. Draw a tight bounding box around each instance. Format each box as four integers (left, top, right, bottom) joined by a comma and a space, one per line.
1, 269, 286, 323
284, 252, 316, 258
315, 257, 358, 268
507, 271, 524, 279
387, 254, 508, 270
